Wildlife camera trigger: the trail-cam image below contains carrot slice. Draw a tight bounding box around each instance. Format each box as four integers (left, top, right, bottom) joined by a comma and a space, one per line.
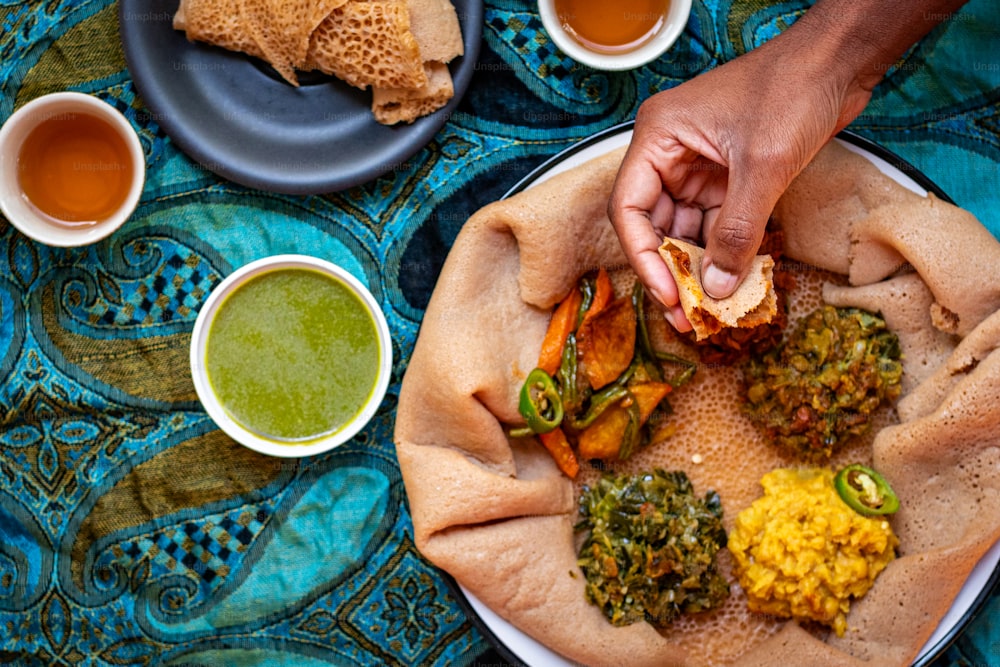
576, 403, 630, 461
539, 427, 580, 479
577, 296, 636, 390
537, 287, 582, 375
576, 382, 672, 461
631, 382, 672, 422
582, 267, 613, 324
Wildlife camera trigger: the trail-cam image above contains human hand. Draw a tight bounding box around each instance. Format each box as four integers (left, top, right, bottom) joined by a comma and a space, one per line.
608, 16, 873, 331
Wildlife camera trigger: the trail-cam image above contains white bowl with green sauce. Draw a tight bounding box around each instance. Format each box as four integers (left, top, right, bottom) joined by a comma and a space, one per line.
190, 255, 392, 457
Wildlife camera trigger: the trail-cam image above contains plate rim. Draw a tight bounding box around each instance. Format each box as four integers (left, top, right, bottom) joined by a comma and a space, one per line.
118, 0, 483, 195
446, 120, 1000, 667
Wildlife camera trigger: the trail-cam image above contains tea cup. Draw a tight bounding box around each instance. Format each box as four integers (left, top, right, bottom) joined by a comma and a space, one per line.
0, 91, 145, 246
538, 0, 692, 71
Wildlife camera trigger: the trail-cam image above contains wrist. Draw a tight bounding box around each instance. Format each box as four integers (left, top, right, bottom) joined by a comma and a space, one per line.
779, 0, 969, 91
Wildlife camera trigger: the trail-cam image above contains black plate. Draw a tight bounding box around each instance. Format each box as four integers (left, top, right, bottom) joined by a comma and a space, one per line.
119, 0, 482, 194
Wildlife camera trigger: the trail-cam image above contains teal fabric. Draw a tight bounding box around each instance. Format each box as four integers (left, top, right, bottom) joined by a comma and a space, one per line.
0, 1, 998, 666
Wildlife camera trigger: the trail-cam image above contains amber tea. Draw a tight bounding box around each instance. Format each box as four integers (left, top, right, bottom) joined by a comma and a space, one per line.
554, 0, 669, 54
16, 112, 135, 227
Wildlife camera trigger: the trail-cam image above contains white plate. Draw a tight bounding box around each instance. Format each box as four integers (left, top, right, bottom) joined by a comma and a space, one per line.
455, 122, 1000, 667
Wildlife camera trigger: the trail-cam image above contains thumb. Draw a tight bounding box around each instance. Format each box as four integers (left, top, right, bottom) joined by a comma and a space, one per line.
701, 175, 778, 299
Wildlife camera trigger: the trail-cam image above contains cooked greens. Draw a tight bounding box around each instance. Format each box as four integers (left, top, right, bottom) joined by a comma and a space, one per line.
742, 306, 903, 460
576, 469, 730, 628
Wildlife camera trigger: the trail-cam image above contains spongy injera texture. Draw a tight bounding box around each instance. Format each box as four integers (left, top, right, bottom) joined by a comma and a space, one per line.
372, 61, 453, 124
178, 0, 264, 58
240, 0, 317, 85
306, 0, 426, 90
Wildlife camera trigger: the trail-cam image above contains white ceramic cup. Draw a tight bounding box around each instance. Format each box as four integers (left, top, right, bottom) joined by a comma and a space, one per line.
0, 91, 145, 246
190, 254, 393, 459
537, 0, 692, 71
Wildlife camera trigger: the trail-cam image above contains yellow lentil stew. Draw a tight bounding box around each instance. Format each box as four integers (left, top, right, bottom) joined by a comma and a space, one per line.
727, 467, 898, 636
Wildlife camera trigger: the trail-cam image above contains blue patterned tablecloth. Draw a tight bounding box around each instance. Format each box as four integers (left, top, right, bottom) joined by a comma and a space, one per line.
0, 1, 998, 665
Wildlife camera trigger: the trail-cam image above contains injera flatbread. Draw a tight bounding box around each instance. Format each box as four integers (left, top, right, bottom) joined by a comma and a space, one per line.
773, 141, 1000, 336
175, 0, 265, 59
402, 0, 463, 62
239, 0, 329, 86
372, 62, 454, 125
370, 0, 463, 123
175, 0, 428, 90
659, 237, 776, 340
306, 0, 427, 90
175, 0, 463, 122
396, 140, 1000, 666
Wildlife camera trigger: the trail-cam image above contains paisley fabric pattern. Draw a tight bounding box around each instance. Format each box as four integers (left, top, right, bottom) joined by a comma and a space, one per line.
0, 1, 998, 665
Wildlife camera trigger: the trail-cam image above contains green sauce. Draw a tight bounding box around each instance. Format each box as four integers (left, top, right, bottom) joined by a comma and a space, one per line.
205, 268, 381, 441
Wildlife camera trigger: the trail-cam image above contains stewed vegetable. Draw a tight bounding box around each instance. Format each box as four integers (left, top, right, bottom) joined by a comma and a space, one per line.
576, 469, 730, 628
511, 269, 696, 477
742, 306, 903, 461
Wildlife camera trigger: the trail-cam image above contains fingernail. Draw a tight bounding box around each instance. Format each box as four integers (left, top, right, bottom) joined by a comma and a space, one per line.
648, 285, 669, 309
703, 264, 738, 299
671, 306, 692, 333
663, 308, 677, 329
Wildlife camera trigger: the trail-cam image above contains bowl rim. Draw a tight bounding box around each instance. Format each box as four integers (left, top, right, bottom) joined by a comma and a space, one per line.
537, 0, 693, 71
189, 254, 393, 458
0, 91, 146, 247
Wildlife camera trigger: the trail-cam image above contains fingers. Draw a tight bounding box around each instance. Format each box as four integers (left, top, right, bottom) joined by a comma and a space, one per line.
701, 170, 776, 299
608, 153, 692, 333
669, 202, 704, 243
610, 201, 678, 310
701, 218, 759, 299
632, 243, 691, 332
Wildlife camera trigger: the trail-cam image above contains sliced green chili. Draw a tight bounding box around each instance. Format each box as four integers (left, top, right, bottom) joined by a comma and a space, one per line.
617, 394, 642, 460
632, 282, 654, 356
632, 281, 697, 388
558, 333, 581, 413
518, 368, 564, 434
566, 384, 630, 431
577, 276, 595, 328
834, 464, 900, 516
